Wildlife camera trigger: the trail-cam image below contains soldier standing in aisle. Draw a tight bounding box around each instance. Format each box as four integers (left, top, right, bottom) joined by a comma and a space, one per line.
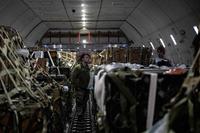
71, 53, 91, 118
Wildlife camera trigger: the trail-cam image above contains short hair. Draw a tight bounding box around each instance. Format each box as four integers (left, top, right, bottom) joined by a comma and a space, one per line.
79, 53, 90, 61
157, 46, 165, 54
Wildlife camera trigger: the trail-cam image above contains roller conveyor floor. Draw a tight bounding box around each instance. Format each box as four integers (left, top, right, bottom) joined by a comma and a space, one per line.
67, 93, 97, 133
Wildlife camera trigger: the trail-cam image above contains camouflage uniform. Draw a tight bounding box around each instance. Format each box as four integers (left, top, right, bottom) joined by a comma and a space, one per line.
71, 63, 90, 116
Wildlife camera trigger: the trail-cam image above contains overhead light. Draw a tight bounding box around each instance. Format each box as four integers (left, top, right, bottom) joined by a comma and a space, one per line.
82, 17, 86, 21
114, 44, 118, 48
82, 14, 86, 17
60, 49, 63, 51
143, 45, 145, 48
59, 44, 62, 48
170, 34, 177, 45
81, 3, 85, 7
108, 44, 112, 47
83, 44, 86, 48
80, 27, 89, 34
82, 21, 86, 26
82, 23, 86, 27
82, 39, 87, 44
193, 26, 199, 34
150, 42, 155, 50
81, 9, 86, 13
77, 47, 79, 50
152, 52, 154, 56
53, 44, 56, 49
159, 38, 166, 48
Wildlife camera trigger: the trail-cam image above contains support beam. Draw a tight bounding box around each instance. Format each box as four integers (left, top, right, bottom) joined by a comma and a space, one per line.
43, 20, 125, 23
25, 21, 43, 39
125, 20, 143, 38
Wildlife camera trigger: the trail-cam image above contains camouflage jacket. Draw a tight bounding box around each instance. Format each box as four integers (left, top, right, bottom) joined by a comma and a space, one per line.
71, 63, 90, 90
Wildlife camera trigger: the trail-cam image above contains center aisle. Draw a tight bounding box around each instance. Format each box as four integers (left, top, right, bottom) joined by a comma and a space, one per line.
67, 92, 97, 133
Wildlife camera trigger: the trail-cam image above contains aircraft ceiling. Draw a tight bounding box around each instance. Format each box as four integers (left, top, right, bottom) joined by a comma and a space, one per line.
0, 0, 199, 64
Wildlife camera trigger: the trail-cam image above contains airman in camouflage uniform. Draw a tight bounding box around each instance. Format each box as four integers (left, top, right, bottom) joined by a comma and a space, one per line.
71, 53, 91, 117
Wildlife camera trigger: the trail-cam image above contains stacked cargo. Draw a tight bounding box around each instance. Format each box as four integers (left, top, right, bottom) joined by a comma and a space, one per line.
60, 51, 77, 67
91, 53, 101, 65
128, 47, 152, 66
112, 48, 127, 63
141, 48, 152, 66
105, 47, 113, 64
93, 47, 152, 65
128, 47, 142, 64
0, 26, 69, 133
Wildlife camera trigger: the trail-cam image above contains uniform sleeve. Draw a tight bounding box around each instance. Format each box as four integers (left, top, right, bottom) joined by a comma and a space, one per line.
71, 65, 81, 88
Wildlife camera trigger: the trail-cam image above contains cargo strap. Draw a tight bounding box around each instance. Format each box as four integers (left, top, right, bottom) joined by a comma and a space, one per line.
108, 73, 137, 105
107, 72, 138, 131
145, 72, 158, 129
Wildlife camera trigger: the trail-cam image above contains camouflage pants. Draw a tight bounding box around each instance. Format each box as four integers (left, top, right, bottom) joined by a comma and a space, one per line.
75, 89, 89, 116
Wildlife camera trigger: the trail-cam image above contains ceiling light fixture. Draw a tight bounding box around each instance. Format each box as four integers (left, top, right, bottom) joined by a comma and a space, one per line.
143, 45, 145, 48
81, 3, 85, 7
170, 34, 177, 45
150, 42, 155, 50
81, 9, 86, 13
193, 26, 199, 34
114, 44, 118, 48
82, 21, 86, 25
82, 17, 86, 21
83, 39, 87, 44
80, 27, 89, 34
159, 38, 166, 48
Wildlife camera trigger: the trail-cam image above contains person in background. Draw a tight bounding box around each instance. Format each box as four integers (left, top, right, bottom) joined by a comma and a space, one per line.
154, 46, 172, 67
71, 53, 91, 118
